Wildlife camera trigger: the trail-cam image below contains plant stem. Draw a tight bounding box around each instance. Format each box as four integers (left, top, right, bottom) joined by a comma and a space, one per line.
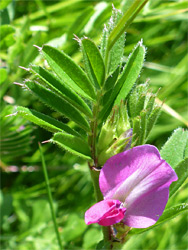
89, 168, 112, 243
39, 143, 63, 250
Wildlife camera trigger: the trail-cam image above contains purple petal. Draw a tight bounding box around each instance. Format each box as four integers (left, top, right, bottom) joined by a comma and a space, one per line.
99, 145, 178, 228
85, 199, 126, 226
124, 185, 169, 228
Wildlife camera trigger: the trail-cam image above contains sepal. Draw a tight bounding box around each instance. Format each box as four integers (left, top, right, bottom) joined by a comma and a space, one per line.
98, 129, 132, 166
97, 102, 131, 154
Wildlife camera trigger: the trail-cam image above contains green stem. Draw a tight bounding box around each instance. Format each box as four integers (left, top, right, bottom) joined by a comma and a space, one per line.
39, 143, 63, 250
89, 168, 112, 244
88, 90, 103, 167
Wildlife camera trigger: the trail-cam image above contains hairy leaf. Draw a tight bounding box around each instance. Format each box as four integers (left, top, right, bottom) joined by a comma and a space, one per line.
146, 106, 161, 139
82, 38, 105, 88
107, 8, 125, 75
114, 41, 146, 105
169, 158, 188, 198
99, 41, 145, 122
103, 66, 120, 92
24, 80, 90, 131
42, 45, 96, 100
17, 106, 80, 136
31, 66, 92, 118
160, 128, 188, 168
52, 132, 91, 160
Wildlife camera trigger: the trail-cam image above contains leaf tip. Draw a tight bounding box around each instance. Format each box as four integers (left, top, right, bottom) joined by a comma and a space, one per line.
73, 34, 81, 44
19, 66, 30, 71
42, 139, 51, 144
33, 44, 42, 51
5, 112, 17, 118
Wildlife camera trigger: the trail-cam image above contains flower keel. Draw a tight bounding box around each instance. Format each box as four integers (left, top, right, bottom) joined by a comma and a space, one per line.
85, 199, 126, 226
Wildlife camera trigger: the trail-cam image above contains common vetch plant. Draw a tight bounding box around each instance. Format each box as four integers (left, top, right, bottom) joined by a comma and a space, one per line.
15, 2, 188, 249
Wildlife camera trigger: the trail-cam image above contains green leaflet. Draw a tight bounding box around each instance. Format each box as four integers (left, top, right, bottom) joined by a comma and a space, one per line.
24, 80, 90, 132
131, 106, 161, 147
31, 66, 92, 118
17, 106, 80, 137
103, 66, 120, 92
107, 9, 125, 75
114, 41, 146, 106
169, 158, 188, 198
42, 45, 96, 100
100, 7, 125, 75
128, 83, 148, 119
131, 116, 140, 146
130, 203, 188, 235
101, 67, 120, 110
160, 128, 188, 168
138, 110, 147, 145
145, 105, 161, 139
52, 132, 91, 160
81, 38, 105, 88
99, 41, 145, 122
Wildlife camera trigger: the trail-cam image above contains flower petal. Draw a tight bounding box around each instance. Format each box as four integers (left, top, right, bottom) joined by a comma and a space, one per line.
124, 185, 169, 228
100, 145, 177, 202
85, 199, 126, 226
99, 145, 178, 228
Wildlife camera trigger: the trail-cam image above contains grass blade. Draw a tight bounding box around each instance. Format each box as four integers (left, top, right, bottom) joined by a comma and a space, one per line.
39, 143, 63, 250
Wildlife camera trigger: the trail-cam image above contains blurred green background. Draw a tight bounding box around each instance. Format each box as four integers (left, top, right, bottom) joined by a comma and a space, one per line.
0, 0, 187, 249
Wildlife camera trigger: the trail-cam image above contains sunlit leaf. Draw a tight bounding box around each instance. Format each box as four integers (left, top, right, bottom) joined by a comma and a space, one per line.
42, 45, 96, 100
17, 106, 80, 137
114, 41, 146, 105
99, 41, 145, 121
24, 80, 90, 131
82, 38, 105, 88
31, 66, 92, 118
160, 128, 188, 168
169, 158, 188, 198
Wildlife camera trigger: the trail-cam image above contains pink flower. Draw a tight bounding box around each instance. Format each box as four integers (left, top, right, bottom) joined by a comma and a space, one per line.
85, 145, 178, 228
